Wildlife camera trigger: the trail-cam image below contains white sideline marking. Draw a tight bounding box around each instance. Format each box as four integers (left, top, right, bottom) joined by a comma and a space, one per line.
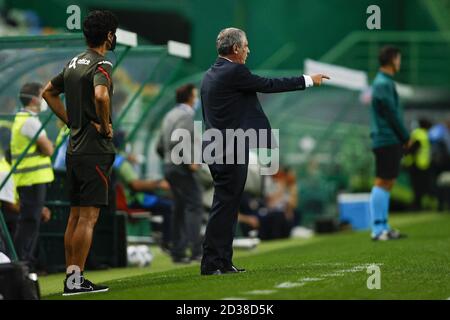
323, 273, 345, 277
222, 297, 247, 300
299, 277, 323, 282
339, 265, 368, 273
245, 290, 277, 295
276, 282, 305, 289
300, 262, 346, 266
229, 263, 384, 299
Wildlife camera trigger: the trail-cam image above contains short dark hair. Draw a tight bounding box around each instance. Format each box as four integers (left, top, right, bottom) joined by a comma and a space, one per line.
378, 46, 401, 67
19, 82, 42, 107
175, 83, 196, 104
83, 10, 118, 48
418, 118, 433, 130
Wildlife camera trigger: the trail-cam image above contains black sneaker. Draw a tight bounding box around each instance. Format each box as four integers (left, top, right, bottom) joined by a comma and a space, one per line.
63, 277, 109, 296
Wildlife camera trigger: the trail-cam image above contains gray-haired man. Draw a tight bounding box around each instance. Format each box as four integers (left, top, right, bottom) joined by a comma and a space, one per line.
200, 27, 329, 275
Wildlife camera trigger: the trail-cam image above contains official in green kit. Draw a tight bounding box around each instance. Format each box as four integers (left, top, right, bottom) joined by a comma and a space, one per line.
369, 46, 410, 241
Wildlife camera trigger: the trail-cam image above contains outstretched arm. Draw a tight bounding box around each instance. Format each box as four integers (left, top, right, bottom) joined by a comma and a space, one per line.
233, 64, 329, 93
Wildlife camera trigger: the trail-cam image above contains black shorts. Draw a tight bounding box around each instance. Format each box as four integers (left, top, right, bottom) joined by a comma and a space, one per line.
66, 153, 115, 207
373, 144, 403, 180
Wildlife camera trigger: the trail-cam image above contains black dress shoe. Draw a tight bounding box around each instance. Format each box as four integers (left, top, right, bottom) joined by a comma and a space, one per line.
225, 265, 246, 273
200, 269, 223, 276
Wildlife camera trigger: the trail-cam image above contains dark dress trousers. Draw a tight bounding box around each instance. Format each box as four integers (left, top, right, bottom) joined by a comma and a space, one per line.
200, 57, 307, 272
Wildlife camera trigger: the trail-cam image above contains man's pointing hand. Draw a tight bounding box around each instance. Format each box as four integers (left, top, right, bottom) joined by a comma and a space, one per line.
311, 74, 331, 86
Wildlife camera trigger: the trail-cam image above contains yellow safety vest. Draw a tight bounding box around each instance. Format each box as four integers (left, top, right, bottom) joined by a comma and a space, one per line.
0, 157, 18, 204
0, 119, 12, 130
10, 111, 54, 187
55, 125, 70, 147
404, 128, 431, 170
0, 157, 9, 172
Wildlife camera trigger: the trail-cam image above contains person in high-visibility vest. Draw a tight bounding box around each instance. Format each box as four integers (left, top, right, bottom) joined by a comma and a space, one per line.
10, 82, 54, 266
0, 150, 51, 253
404, 118, 433, 210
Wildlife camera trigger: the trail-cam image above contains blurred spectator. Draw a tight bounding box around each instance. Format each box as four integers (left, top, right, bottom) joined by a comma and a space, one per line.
428, 118, 450, 211
404, 118, 433, 210
429, 119, 450, 173
11, 82, 54, 269
260, 166, 299, 239
0, 150, 51, 257
53, 119, 69, 170
158, 83, 203, 264
0, 150, 19, 240
238, 165, 300, 240
0, 97, 16, 155
113, 130, 173, 252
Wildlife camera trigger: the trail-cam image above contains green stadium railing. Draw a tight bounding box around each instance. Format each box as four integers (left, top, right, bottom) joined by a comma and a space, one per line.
319, 31, 450, 87
421, 0, 450, 32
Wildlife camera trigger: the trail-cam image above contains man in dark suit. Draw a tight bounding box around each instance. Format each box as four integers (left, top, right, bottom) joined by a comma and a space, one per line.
200, 27, 329, 275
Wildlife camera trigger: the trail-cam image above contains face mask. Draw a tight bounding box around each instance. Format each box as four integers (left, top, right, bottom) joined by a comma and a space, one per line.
108, 34, 117, 51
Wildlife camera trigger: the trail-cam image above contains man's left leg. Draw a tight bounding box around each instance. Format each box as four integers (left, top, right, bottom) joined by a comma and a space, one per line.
71, 206, 100, 272
64, 206, 80, 270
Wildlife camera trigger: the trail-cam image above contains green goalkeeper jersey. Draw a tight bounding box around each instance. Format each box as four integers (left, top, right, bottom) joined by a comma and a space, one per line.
370, 71, 410, 149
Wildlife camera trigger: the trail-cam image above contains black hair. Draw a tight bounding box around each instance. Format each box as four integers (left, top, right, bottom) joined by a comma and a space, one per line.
418, 118, 433, 130
19, 82, 42, 107
378, 46, 401, 67
175, 83, 196, 104
82, 10, 118, 48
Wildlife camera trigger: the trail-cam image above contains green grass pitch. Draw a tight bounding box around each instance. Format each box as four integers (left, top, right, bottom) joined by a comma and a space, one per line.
41, 212, 450, 300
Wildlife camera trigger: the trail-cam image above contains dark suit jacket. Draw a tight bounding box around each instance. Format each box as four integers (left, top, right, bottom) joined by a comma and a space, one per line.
201, 57, 306, 150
